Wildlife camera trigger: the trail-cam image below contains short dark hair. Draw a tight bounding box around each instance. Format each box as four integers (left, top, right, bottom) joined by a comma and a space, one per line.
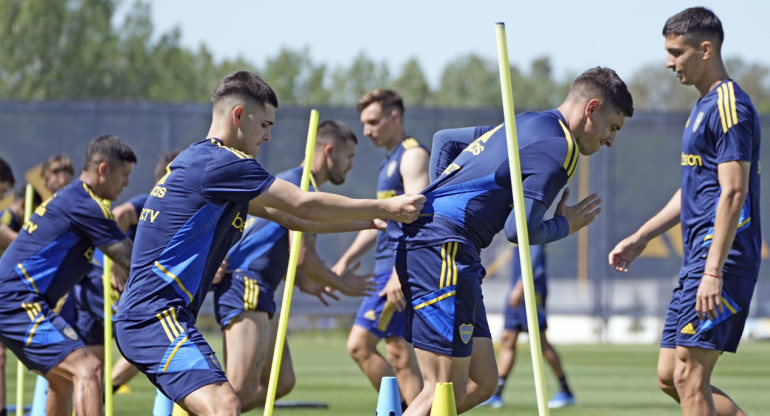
41, 154, 75, 177
14, 186, 42, 207
0, 157, 15, 187
570, 67, 634, 118
83, 135, 137, 171
356, 89, 405, 117
316, 120, 358, 147
211, 71, 279, 110
154, 151, 180, 182
662, 7, 723, 50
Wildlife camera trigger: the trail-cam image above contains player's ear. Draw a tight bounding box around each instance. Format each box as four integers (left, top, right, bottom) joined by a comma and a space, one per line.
232, 106, 244, 126
97, 161, 109, 177
585, 99, 601, 116
324, 143, 334, 156
700, 40, 714, 60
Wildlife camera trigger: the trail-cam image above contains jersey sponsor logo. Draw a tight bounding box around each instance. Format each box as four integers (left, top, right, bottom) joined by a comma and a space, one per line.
22, 220, 38, 234
377, 190, 397, 200
231, 212, 246, 232
692, 111, 705, 132
459, 323, 473, 344
386, 160, 398, 177
139, 208, 161, 223
150, 184, 167, 198
681, 153, 703, 167
442, 163, 461, 176
680, 322, 696, 335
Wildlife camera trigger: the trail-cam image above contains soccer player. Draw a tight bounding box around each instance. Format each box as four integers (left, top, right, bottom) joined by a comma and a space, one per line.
389, 66, 634, 415
41, 154, 75, 194
213, 119, 376, 410
0, 158, 17, 416
480, 245, 574, 409
113, 71, 425, 416
332, 89, 428, 407
609, 8, 761, 416
0, 157, 17, 250
0, 135, 136, 416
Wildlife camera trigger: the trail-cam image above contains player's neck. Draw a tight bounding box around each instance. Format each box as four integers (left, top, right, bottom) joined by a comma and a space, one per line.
696, 62, 729, 97
383, 131, 406, 153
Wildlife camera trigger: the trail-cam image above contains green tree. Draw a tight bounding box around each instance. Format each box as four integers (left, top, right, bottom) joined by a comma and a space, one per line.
329, 51, 390, 106
261, 46, 330, 106
629, 63, 699, 111
433, 54, 500, 108
391, 58, 432, 107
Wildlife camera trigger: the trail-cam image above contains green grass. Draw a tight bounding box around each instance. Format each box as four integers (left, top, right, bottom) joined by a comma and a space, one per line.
6, 330, 770, 415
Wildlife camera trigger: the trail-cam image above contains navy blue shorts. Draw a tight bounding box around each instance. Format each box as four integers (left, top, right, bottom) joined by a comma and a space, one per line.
213, 270, 276, 329
353, 270, 407, 338
394, 242, 491, 357
0, 291, 84, 374
503, 290, 547, 332
660, 270, 756, 353
114, 306, 227, 403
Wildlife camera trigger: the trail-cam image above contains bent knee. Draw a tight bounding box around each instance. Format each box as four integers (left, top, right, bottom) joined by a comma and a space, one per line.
347, 337, 373, 361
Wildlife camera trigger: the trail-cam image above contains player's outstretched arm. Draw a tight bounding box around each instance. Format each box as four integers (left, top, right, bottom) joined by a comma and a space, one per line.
249, 178, 425, 224
293, 233, 375, 297
249, 204, 378, 234
504, 191, 591, 246
609, 188, 682, 273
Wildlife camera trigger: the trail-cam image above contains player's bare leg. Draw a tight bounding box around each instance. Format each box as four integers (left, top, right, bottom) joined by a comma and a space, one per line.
178, 381, 240, 416
384, 336, 422, 403
347, 325, 395, 389
223, 311, 269, 410
403, 349, 470, 416
458, 337, 497, 413
47, 347, 103, 416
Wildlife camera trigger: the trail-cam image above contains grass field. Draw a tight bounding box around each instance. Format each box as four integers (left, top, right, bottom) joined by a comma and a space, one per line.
6, 330, 770, 415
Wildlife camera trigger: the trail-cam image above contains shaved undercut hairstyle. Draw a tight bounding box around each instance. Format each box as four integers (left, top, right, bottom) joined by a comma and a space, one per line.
663, 7, 723, 52
211, 70, 279, 111
83, 135, 137, 171
569, 66, 634, 118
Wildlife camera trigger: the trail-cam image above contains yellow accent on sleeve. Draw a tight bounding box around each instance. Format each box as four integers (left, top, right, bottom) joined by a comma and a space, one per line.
17, 263, 39, 293
558, 120, 579, 180
402, 138, 420, 149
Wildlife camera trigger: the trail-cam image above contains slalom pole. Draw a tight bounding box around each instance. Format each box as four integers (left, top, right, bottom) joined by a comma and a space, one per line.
495, 22, 549, 416
263, 109, 319, 416
16, 184, 35, 416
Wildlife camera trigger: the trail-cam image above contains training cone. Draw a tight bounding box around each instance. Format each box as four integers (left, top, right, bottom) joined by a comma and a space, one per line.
375, 376, 402, 416
430, 382, 457, 416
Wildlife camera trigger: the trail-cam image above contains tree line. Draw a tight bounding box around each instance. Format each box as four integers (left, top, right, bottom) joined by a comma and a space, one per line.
2, 0, 768, 113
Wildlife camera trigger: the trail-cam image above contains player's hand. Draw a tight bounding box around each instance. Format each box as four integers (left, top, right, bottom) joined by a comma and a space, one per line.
371, 218, 388, 231
384, 194, 426, 224
508, 280, 525, 308
696, 274, 723, 320
555, 189, 602, 234
608, 234, 648, 273
296, 274, 340, 306
212, 260, 229, 285
111, 263, 129, 292
380, 269, 406, 312
338, 262, 376, 297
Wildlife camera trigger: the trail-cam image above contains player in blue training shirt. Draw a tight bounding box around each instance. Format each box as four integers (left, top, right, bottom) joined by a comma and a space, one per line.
113, 71, 425, 415
480, 245, 574, 409
0, 158, 17, 251
609, 8, 761, 416
332, 89, 428, 408
389, 67, 634, 415
0, 136, 136, 416
213, 120, 378, 410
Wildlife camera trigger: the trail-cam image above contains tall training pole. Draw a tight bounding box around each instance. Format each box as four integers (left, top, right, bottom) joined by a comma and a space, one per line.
103, 199, 114, 416
495, 22, 549, 416
263, 109, 320, 416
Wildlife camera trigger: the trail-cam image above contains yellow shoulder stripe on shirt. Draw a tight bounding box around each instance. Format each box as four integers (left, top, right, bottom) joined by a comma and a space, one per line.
558, 120, 579, 182
209, 138, 253, 159
1, 210, 11, 226
402, 137, 420, 149
81, 183, 113, 220
716, 81, 739, 134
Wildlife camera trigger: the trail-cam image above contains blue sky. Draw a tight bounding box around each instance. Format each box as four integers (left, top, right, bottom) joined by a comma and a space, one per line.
141, 0, 768, 87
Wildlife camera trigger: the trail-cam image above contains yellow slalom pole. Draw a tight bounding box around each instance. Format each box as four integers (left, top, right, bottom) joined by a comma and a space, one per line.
103, 200, 114, 416
16, 184, 35, 416
495, 22, 549, 416
263, 109, 319, 416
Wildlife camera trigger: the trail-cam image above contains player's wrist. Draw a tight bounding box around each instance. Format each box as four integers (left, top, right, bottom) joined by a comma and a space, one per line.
703, 273, 722, 279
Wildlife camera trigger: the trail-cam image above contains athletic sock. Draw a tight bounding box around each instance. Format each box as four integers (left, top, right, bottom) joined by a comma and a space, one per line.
401, 400, 408, 411
492, 376, 506, 397
558, 376, 572, 395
